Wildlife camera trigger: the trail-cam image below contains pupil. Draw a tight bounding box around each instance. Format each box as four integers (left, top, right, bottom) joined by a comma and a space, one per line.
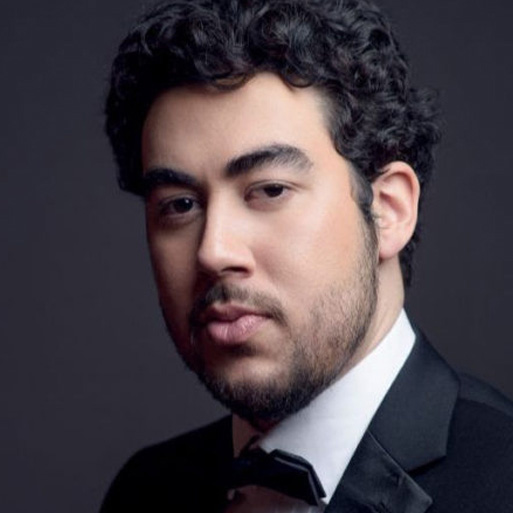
174, 198, 193, 213
265, 185, 283, 197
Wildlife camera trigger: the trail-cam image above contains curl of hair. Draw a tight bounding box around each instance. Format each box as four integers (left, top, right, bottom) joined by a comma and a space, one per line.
105, 0, 441, 284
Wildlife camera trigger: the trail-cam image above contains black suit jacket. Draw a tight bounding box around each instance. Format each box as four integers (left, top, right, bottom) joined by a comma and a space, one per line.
100, 335, 513, 512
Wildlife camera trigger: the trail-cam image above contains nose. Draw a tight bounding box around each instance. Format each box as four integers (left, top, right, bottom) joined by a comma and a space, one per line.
196, 200, 255, 279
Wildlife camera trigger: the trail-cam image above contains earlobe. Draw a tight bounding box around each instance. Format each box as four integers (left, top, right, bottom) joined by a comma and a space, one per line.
371, 161, 420, 261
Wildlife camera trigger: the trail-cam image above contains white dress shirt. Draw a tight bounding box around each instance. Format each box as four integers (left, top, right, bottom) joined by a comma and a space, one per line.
226, 310, 415, 512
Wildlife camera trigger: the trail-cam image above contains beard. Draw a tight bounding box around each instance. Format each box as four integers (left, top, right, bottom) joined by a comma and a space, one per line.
162, 220, 378, 429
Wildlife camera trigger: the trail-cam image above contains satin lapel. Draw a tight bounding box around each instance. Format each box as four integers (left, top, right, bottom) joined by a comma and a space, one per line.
326, 432, 432, 513
327, 334, 459, 512
369, 333, 459, 471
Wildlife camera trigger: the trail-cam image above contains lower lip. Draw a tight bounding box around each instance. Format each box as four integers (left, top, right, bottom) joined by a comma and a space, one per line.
205, 314, 268, 345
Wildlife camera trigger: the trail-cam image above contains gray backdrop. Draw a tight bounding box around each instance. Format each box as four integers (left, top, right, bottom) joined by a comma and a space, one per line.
2, 1, 512, 512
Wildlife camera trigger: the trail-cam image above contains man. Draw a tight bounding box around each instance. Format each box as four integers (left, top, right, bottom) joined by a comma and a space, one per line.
100, 0, 513, 511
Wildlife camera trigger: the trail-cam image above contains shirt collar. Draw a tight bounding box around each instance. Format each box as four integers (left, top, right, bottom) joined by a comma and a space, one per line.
232, 309, 415, 503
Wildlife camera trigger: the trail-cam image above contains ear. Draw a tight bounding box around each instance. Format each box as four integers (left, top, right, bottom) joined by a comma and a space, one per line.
371, 161, 420, 261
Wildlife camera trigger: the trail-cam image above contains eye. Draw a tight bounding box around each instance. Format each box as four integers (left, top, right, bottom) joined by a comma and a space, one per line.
245, 182, 292, 205
155, 195, 202, 225
165, 197, 196, 214
261, 184, 286, 198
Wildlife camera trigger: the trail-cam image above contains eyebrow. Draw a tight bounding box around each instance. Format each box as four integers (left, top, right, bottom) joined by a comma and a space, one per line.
142, 143, 313, 196
142, 167, 199, 197
226, 143, 313, 178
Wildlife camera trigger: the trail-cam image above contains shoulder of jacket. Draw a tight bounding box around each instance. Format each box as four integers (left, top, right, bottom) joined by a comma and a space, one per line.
458, 373, 513, 419
128, 415, 232, 466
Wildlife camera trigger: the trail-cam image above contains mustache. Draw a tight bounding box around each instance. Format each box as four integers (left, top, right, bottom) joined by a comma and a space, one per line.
189, 283, 286, 328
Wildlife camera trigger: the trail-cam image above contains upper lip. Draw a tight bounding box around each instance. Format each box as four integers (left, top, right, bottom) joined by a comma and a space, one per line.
198, 304, 267, 325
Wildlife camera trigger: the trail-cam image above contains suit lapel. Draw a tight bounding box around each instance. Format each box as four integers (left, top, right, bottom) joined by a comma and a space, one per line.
326, 431, 432, 513
327, 334, 459, 512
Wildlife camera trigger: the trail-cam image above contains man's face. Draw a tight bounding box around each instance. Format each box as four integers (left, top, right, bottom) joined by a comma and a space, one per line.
142, 73, 378, 426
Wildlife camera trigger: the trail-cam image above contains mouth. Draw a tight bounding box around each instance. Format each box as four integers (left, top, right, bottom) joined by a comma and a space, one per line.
196, 304, 270, 345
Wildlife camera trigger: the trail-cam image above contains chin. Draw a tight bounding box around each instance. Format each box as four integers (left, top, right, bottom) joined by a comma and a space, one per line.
194, 356, 330, 426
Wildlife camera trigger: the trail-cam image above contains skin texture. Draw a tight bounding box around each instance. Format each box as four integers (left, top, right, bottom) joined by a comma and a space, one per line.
141, 73, 418, 429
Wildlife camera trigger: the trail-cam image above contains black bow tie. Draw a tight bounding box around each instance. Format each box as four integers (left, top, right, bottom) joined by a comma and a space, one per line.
227, 446, 326, 506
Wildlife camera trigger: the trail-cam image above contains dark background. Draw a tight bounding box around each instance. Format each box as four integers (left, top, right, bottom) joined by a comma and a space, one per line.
2, 1, 512, 511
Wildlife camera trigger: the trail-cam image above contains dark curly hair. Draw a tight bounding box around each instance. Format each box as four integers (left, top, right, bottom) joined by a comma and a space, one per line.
105, 0, 440, 284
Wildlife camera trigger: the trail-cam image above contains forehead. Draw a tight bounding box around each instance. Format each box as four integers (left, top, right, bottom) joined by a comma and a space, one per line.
141, 73, 338, 174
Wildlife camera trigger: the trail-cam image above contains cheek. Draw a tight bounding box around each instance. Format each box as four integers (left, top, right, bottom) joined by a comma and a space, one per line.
148, 235, 197, 315
258, 200, 361, 290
